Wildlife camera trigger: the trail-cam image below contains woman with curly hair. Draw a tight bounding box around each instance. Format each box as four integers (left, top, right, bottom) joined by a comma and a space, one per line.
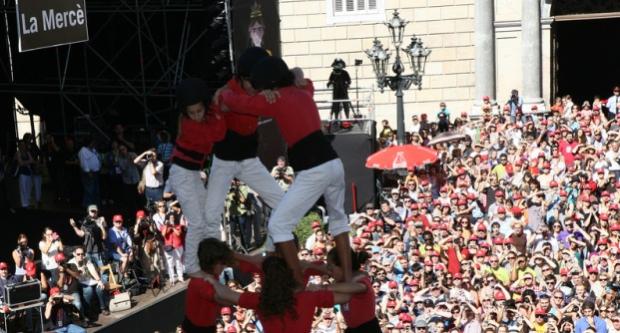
205, 256, 365, 333
327, 248, 380, 333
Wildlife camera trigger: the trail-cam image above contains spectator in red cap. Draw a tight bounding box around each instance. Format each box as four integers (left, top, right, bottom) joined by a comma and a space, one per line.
44, 286, 85, 333
0, 261, 18, 304
106, 214, 133, 278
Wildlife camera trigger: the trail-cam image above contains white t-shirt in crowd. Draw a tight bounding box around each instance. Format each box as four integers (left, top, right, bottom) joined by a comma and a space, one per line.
39, 240, 60, 270
143, 161, 164, 188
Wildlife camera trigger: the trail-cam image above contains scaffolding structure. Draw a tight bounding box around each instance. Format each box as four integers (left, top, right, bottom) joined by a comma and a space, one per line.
0, 0, 232, 141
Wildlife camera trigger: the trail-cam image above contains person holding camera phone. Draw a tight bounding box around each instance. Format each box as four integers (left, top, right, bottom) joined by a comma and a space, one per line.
270, 156, 294, 191
44, 287, 85, 333
134, 149, 165, 208
12, 233, 34, 281
39, 227, 64, 284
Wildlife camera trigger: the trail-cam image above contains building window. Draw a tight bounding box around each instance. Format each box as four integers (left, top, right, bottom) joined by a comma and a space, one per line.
326, 0, 385, 24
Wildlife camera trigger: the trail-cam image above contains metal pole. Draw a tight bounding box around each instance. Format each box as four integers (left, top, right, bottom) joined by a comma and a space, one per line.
55, 48, 67, 137
395, 84, 405, 145
136, 0, 149, 129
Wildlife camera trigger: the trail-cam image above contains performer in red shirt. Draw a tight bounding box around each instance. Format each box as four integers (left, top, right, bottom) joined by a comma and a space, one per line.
203, 47, 285, 249
168, 78, 227, 278
183, 238, 235, 333
327, 249, 380, 333
205, 256, 362, 333
219, 56, 352, 284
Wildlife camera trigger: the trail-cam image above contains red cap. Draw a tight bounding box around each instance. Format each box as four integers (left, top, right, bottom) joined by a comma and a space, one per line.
494, 290, 506, 301
410, 203, 419, 210
453, 272, 463, 279
495, 191, 504, 197
353, 237, 362, 245
221, 307, 232, 315
476, 249, 487, 257
112, 214, 123, 222
399, 313, 413, 323
498, 206, 506, 213
440, 186, 448, 193
311, 221, 321, 229
611, 224, 620, 231
598, 238, 609, 245
49, 287, 61, 298
136, 210, 146, 218
534, 308, 546, 316
600, 214, 609, 221
227, 326, 237, 333
54, 253, 66, 263
513, 193, 522, 200
559, 268, 569, 276
597, 168, 605, 174
602, 191, 611, 197
482, 96, 490, 101
543, 162, 551, 169
588, 266, 598, 273
25, 261, 36, 277
457, 200, 467, 206
388, 281, 398, 288
493, 237, 504, 245
421, 179, 429, 186
387, 300, 397, 308
435, 264, 446, 271
560, 190, 568, 197
512, 207, 523, 215
409, 279, 420, 286
361, 232, 371, 239
467, 193, 477, 200
313, 248, 325, 256
612, 204, 620, 211
549, 181, 558, 188
450, 193, 458, 199
477, 224, 487, 231
0, 262, 7, 270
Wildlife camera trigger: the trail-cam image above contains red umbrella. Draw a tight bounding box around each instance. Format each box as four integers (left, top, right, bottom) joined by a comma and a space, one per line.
365, 144, 438, 170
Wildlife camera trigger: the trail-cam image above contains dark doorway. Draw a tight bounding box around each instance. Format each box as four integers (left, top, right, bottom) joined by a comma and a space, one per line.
555, 18, 620, 105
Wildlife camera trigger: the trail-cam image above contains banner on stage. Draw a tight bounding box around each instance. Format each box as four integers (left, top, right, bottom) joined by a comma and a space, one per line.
15, 0, 89, 52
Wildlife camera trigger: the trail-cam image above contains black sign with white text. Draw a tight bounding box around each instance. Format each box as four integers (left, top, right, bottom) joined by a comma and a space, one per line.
15, 0, 89, 52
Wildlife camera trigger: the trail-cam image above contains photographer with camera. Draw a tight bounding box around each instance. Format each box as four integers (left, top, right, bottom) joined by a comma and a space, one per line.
161, 202, 186, 284
44, 287, 86, 333
575, 301, 607, 333
270, 156, 294, 191
67, 246, 109, 318
69, 205, 107, 269
134, 148, 165, 208
11, 233, 34, 281
39, 227, 64, 284
55, 253, 83, 319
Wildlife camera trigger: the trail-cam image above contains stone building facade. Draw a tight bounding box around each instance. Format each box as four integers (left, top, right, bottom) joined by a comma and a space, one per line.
276, 0, 554, 123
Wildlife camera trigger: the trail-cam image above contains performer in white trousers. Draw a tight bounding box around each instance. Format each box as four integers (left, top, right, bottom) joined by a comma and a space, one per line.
219, 56, 353, 284
204, 47, 284, 245
167, 78, 226, 277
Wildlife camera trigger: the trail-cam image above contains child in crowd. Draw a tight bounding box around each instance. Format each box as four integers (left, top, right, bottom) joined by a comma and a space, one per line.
182, 238, 235, 333
218, 56, 353, 285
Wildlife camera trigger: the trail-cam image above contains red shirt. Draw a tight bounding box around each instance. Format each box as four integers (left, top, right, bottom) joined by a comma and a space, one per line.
558, 139, 578, 166
238, 290, 334, 333
223, 79, 259, 135
172, 108, 226, 166
221, 80, 318, 147
341, 276, 376, 328
184, 278, 219, 328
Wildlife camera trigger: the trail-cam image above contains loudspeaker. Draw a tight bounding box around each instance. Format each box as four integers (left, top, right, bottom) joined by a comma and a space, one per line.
325, 128, 377, 214
4, 280, 41, 306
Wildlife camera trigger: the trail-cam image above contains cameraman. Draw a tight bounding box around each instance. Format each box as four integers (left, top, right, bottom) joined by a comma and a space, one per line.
11, 233, 34, 280
39, 227, 64, 284
270, 156, 294, 191
44, 287, 86, 332
134, 148, 165, 208
69, 205, 107, 269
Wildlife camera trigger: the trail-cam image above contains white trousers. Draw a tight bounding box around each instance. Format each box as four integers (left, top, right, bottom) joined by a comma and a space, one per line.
168, 164, 207, 275
164, 247, 184, 281
204, 157, 284, 240
268, 158, 350, 243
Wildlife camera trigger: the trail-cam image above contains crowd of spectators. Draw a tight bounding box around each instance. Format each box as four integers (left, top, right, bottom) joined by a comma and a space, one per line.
4, 87, 620, 333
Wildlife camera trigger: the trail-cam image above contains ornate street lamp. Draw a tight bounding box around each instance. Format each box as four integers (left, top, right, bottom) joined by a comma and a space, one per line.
365, 10, 431, 145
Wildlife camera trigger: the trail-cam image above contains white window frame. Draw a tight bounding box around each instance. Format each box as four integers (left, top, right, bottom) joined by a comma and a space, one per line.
325, 0, 385, 25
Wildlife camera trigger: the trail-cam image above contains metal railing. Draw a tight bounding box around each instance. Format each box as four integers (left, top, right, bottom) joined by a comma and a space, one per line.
312, 86, 376, 120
